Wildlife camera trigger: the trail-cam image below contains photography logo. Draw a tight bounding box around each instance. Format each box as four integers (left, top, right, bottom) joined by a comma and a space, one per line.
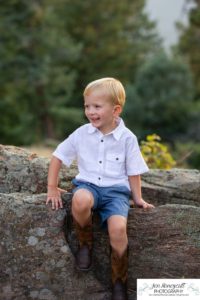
137, 279, 200, 300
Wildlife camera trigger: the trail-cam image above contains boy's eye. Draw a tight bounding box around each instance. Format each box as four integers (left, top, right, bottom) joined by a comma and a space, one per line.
95, 105, 101, 108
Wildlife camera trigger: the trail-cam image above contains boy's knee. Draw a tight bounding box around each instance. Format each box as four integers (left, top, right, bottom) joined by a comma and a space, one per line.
108, 218, 127, 240
72, 189, 94, 212
110, 226, 126, 239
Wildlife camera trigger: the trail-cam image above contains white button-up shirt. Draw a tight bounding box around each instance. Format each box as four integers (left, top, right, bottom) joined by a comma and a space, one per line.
53, 119, 149, 189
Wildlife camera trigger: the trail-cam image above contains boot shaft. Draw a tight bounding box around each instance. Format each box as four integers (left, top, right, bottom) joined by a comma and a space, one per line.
111, 247, 128, 284
73, 217, 93, 249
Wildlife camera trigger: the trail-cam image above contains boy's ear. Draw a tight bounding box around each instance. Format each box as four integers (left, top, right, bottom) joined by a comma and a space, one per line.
114, 104, 122, 116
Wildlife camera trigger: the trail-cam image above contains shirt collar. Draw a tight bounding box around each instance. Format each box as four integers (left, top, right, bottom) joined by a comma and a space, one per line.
88, 124, 97, 134
87, 118, 126, 141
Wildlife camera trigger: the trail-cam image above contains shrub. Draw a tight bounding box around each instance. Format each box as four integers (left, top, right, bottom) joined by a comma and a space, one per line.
141, 134, 176, 169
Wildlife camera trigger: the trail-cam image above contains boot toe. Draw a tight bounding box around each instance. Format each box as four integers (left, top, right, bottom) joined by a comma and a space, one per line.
112, 279, 128, 300
75, 244, 92, 271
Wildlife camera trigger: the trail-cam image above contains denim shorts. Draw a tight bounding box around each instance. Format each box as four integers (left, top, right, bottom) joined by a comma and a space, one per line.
72, 179, 131, 227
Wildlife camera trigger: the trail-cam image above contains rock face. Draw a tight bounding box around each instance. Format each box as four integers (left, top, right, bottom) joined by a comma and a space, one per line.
0, 145, 200, 300
0, 145, 77, 194
142, 169, 200, 207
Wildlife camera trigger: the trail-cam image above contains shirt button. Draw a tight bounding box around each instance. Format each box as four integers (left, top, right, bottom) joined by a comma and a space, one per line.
101, 139, 104, 142
116, 157, 119, 160
98, 177, 101, 180
99, 161, 102, 164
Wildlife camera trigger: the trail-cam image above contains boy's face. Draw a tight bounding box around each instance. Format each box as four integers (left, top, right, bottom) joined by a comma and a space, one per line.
84, 89, 122, 134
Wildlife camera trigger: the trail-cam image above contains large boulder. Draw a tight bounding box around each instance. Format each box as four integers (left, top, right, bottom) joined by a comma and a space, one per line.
142, 168, 200, 207
0, 145, 77, 194
0, 145, 200, 300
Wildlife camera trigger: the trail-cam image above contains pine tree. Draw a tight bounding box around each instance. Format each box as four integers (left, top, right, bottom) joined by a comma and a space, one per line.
0, 0, 161, 145
123, 53, 194, 141
176, 0, 200, 99
0, 0, 82, 144
175, 0, 200, 141
61, 0, 161, 105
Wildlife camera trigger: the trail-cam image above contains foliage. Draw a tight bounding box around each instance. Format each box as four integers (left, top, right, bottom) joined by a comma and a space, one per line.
0, 0, 83, 144
0, 0, 162, 145
2, 0, 198, 151
140, 134, 176, 169
174, 0, 200, 142
173, 141, 200, 169
60, 0, 161, 104
123, 52, 195, 142
176, 0, 200, 99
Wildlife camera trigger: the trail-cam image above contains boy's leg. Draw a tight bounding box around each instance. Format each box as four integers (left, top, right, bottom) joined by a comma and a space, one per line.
108, 215, 128, 300
72, 188, 94, 271
72, 188, 94, 227
108, 215, 128, 256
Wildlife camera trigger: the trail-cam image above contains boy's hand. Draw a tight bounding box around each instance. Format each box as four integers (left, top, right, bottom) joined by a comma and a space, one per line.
46, 186, 67, 210
134, 198, 155, 209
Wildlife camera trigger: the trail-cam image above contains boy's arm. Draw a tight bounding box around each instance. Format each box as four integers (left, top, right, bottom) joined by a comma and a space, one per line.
128, 175, 154, 209
46, 156, 66, 210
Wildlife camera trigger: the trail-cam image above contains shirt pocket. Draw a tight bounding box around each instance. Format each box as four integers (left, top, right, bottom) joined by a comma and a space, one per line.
105, 153, 125, 176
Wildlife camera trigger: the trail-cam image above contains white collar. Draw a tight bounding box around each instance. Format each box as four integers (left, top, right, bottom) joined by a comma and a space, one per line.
87, 118, 126, 141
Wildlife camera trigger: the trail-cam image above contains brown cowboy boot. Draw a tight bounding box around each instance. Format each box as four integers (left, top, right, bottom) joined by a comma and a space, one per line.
73, 216, 93, 271
111, 247, 128, 300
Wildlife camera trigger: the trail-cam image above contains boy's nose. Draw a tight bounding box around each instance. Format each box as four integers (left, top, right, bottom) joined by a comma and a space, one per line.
87, 107, 95, 115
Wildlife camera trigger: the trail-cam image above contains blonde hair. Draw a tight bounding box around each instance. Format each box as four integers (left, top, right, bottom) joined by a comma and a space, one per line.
83, 77, 126, 107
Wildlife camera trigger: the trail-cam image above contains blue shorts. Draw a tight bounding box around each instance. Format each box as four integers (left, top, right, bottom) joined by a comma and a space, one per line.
72, 179, 131, 227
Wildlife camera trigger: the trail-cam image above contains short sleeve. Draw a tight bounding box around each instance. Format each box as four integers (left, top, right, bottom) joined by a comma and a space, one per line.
53, 132, 77, 167
125, 135, 149, 176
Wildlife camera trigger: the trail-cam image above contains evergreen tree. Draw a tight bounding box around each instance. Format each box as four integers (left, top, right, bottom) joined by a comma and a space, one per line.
123, 53, 194, 141
61, 0, 161, 105
176, 0, 200, 98
0, 0, 82, 144
0, 0, 161, 145
175, 0, 200, 141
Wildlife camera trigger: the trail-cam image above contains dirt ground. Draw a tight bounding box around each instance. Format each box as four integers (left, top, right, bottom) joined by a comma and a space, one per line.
23, 145, 54, 158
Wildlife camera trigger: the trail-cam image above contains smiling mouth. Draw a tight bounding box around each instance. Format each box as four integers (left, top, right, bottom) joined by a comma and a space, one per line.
90, 118, 100, 122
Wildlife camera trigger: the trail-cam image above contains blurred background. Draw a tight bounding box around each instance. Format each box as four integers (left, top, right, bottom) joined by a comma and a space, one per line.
0, 0, 200, 168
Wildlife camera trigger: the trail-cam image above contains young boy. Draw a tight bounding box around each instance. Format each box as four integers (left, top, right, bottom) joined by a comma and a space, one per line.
46, 77, 154, 300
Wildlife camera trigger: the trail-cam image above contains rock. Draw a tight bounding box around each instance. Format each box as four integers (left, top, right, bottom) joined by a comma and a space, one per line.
142, 168, 200, 207
0, 193, 110, 300
0, 145, 200, 300
0, 145, 77, 194
64, 196, 200, 287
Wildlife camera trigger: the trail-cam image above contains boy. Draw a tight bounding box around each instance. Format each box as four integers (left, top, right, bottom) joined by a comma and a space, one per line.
46, 77, 154, 300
